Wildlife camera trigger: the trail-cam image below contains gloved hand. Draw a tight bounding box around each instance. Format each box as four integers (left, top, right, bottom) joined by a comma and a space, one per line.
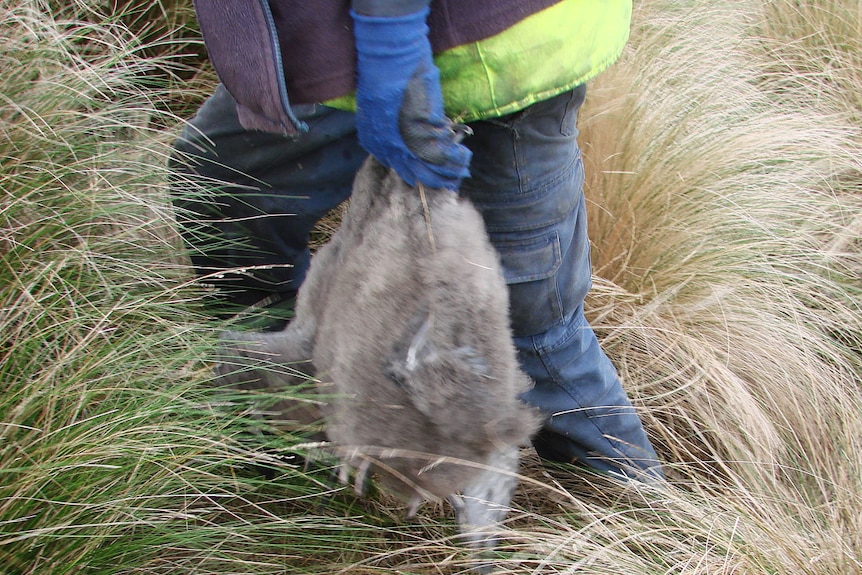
351, 4, 471, 190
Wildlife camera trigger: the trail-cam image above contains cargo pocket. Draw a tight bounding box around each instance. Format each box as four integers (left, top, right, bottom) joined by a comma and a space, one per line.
496, 230, 565, 337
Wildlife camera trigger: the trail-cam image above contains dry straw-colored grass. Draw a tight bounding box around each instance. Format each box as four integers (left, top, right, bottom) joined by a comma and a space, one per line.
551, 0, 862, 572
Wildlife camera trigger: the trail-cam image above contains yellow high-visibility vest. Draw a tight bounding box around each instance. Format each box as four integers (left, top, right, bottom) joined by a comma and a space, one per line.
327, 0, 632, 121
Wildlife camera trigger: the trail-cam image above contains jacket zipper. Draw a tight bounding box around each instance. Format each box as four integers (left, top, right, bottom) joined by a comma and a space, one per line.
257, 0, 308, 133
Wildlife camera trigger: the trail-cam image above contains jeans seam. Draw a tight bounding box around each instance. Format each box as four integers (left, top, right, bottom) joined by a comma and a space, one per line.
512, 118, 525, 195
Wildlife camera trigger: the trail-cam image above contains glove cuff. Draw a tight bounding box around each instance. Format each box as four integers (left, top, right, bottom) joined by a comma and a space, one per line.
351, 0, 430, 17
351, 7, 432, 73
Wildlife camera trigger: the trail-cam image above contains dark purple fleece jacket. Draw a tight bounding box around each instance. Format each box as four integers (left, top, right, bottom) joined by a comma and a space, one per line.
193, 0, 560, 135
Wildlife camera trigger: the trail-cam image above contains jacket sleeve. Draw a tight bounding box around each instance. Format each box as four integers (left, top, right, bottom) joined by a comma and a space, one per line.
193, 0, 308, 135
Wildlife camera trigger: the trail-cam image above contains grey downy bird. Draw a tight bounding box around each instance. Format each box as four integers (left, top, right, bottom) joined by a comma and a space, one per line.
215, 156, 540, 565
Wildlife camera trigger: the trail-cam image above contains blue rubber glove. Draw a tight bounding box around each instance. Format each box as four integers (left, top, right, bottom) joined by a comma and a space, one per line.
351, 6, 472, 190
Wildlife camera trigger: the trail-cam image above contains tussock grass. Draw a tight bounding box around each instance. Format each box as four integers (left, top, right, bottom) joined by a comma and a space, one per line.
0, 3, 384, 574
574, 0, 862, 572
756, 0, 862, 125
2, 0, 861, 574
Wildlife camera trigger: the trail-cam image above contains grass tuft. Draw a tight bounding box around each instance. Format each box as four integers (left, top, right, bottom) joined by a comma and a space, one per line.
0, 3, 383, 573
576, 0, 862, 572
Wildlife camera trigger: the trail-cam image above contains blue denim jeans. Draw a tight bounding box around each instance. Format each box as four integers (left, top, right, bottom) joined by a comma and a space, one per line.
171, 85, 663, 480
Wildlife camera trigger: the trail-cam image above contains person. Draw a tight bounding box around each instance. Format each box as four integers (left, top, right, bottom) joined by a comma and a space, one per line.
170, 0, 665, 481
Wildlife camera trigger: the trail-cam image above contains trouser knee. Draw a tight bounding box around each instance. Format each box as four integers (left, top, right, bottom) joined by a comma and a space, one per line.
168, 85, 364, 307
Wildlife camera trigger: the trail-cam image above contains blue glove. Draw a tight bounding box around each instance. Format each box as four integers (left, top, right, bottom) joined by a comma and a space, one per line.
351, 6, 472, 190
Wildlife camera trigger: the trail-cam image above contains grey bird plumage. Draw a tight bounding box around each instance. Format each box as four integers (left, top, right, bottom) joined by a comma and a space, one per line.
216, 156, 540, 562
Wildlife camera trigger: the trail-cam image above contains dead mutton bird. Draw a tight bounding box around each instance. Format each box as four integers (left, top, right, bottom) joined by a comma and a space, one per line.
216, 156, 540, 567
